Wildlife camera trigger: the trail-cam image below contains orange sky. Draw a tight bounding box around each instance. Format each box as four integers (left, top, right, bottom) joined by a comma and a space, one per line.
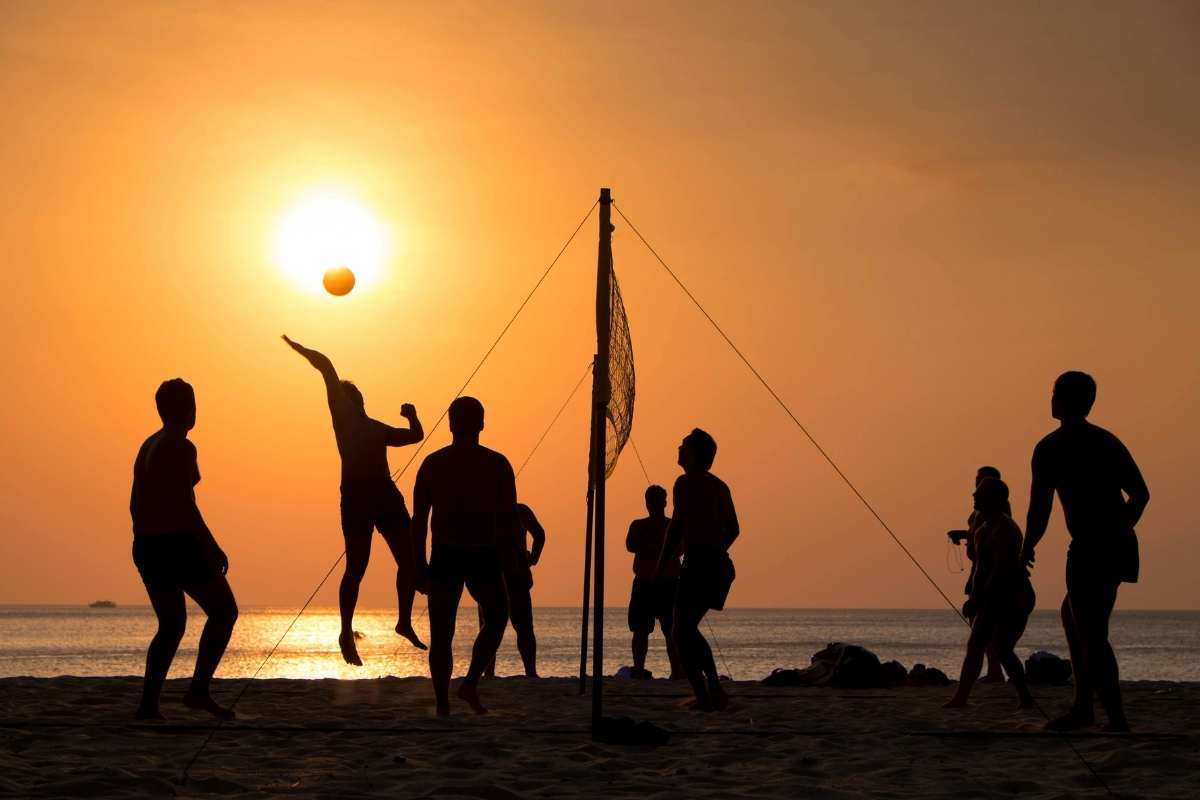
2, 1, 1197, 610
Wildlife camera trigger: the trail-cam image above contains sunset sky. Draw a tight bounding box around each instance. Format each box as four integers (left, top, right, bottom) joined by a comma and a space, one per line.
2, 1, 1197, 611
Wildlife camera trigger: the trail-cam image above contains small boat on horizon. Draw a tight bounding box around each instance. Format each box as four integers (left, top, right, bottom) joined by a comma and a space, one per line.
88, 600, 117, 609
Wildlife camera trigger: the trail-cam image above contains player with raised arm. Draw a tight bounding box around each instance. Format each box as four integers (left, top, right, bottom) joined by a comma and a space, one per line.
283, 335, 426, 665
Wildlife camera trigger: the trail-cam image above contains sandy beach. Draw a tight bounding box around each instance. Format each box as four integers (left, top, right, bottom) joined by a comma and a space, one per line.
2, 676, 1196, 798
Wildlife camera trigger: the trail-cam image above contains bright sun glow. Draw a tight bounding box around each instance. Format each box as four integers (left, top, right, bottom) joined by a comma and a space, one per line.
272, 189, 389, 294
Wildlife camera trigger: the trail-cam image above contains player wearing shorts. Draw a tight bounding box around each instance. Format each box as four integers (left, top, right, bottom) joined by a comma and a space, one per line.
413, 397, 520, 715
130, 379, 238, 721
284, 335, 425, 665
482, 503, 546, 677
626, 484, 681, 679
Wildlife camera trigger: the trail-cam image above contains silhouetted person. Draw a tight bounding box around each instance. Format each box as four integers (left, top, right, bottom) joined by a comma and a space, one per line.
480, 503, 545, 677
1023, 371, 1149, 732
283, 335, 426, 664
947, 465, 1007, 683
627, 484, 682, 679
412, 396, 518, 715
657, 429, 739, 711
945, 478, 1035, 710
130, 379, 238, 721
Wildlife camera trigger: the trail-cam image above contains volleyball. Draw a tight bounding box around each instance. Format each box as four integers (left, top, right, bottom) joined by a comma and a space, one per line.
323, 266, 356, 296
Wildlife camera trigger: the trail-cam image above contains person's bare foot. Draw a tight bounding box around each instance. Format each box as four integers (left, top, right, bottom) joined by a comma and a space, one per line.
682, 696, 718, 712
435, 703, 451, 718
339, 631, 364, 666
457, 681, 488, 714
709, 687, 730, 711
395, 622, 428, 651
1044, 710, 1095, 732
943, 696, 968, 708
183, 693, 236, 721
135, 705, 165, 721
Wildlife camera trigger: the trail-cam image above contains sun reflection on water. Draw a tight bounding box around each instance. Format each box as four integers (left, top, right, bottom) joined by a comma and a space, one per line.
221, 608, 433, 680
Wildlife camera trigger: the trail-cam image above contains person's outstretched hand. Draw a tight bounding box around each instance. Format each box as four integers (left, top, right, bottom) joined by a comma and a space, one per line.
282, 334, 304, 352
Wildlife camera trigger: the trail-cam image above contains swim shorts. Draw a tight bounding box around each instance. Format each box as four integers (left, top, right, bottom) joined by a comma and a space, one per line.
340, 480, 411, 538
677, 550, 735, 612
132, 533, 219, 592
628, 577, 678, 634
429, 544, 503, 593
1067, 530, 1139, 586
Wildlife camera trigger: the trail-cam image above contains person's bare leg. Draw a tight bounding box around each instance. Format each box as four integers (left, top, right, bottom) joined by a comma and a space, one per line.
476, 604, 498, 677
1047, 593, 1095, 730
946, 616, 993, 708
338, 533, 371, 666
428, 578, 464, 716
661, 581, 684, 679
993, 612, 1034, 709
380, 526, 426, 650
182, 575, 239, 720
459, 579, 508, 714
664, 629, 683, 680
981, 644, 1006, 683
967, 611, 1003, 683
687, 620, 724, 705
698, 631, 727, 709
674, 599, 716, 710
632, 631, 649, 674
1077, 581, 1128, 731
998, 648, 1034, 709
508, 587, 537, 677
137, 587, 186, 720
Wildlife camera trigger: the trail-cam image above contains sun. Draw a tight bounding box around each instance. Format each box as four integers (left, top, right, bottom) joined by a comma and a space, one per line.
272, 189, 389, 294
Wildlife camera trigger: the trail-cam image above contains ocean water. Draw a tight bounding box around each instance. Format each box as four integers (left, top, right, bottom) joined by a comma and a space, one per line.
2, 605, 1198, 682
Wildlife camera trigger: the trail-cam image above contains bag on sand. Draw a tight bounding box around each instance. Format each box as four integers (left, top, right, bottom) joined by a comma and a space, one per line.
762, 643, 889, 689
907, 663, 951, 686
829, 646, 884, 689
761, 663, 834, 687
1025, 651, 1073, 685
